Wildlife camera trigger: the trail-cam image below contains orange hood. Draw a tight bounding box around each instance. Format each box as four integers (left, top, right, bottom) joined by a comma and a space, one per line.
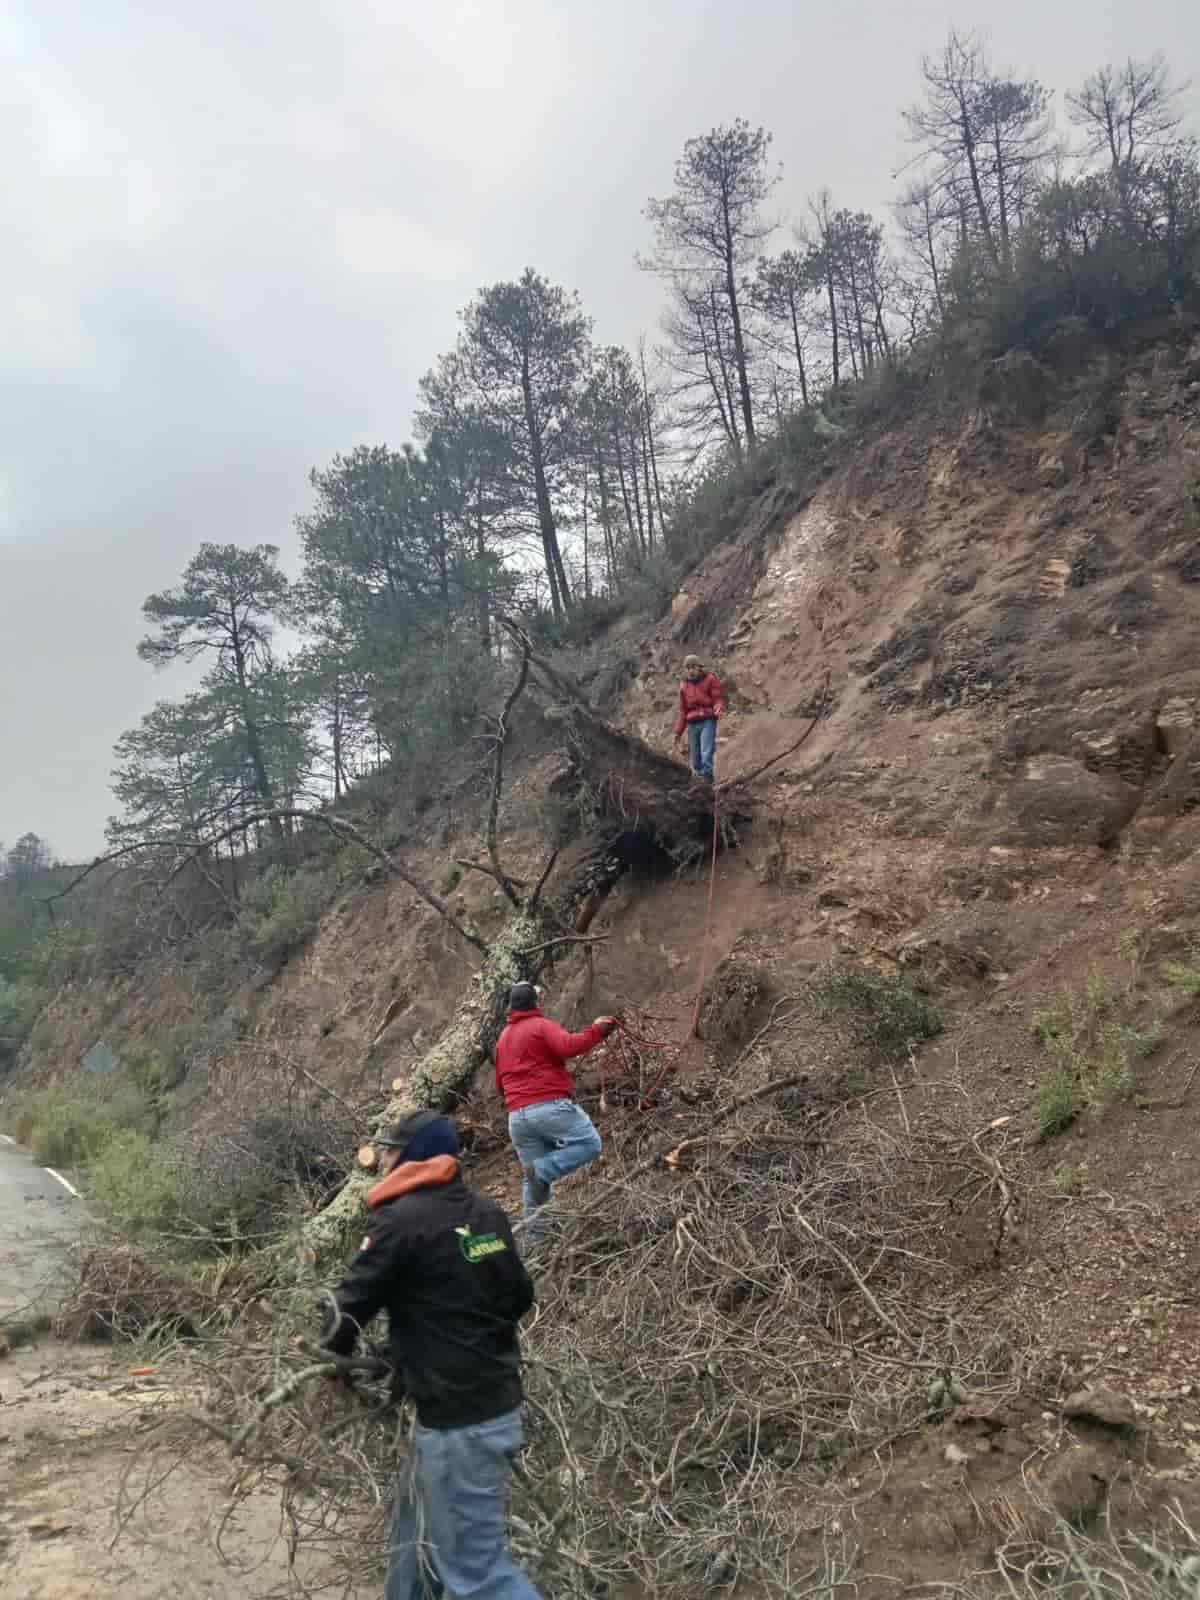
367, 1154, 458, 1208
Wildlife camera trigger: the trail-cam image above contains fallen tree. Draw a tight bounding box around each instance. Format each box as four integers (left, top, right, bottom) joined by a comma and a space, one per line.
300, 629, 730, 1262
300, 651, 829, 1266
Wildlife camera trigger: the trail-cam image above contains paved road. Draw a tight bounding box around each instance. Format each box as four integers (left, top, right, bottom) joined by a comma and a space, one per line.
0, 1134, 80, 1320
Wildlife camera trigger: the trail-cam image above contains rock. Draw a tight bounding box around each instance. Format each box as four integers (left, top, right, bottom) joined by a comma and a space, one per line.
1157, 697, 1196, 759
1063, 1386, 1138, 1431
1037, 557, 1072, 599
1001, 755, 1140, 848
944, 1442, 971, 1466
1037, 452, 1070, 488
0, 1331, 9, 1360
1040, 1445, 1110, 1527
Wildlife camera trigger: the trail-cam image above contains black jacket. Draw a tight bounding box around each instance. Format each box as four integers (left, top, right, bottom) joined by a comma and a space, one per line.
323, 1160, 534, 1430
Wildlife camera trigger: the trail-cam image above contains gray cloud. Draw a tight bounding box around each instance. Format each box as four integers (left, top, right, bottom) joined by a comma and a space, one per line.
2, 0, 1194, 857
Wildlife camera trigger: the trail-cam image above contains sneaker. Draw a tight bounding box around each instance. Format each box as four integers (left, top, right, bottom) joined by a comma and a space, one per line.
522, 1165, 551, 1207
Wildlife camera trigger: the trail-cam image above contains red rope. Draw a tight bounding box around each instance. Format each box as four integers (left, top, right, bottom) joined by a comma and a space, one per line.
689, 792, 721, 1039
592, 793, 722, 1111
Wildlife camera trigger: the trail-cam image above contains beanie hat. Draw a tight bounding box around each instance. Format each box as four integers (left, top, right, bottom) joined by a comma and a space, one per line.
508, 982, 539, 1011
375, 1110, 460, 1164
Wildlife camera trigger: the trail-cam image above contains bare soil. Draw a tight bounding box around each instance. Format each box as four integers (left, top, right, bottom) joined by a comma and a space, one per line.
0, 1338, 345, 1599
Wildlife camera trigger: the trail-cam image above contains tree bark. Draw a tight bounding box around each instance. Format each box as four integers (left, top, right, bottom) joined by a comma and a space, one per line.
640, 343, 667, 531
722, 193, 756, 447
520, 357, 570, 615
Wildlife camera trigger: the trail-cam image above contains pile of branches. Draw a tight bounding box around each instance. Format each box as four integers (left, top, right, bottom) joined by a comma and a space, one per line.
183, 1062, 1035, 1599
513, 1101, 1029, 1597
56, 1241, 217, 1343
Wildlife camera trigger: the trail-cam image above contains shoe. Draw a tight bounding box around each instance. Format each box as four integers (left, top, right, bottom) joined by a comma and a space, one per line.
522, 1165, 551, 1207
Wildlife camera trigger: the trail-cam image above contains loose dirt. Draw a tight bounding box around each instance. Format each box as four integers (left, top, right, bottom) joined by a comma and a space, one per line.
0, 1337, 348, 1600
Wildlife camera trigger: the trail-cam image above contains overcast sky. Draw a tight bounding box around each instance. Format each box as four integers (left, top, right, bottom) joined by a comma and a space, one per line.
2, 0, 1195, 860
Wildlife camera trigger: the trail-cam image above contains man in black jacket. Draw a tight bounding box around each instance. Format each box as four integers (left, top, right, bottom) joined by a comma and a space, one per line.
323, 1110, 540, 1600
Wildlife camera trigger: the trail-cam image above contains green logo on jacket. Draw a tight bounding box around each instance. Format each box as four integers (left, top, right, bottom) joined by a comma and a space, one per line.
456, 1225, 509, 1264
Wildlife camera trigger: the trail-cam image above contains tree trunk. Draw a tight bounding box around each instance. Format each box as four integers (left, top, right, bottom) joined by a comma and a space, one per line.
628, 427, 646, 552
722, 199, 756, 447
991, 108, 1011, 267
520, 359, 570, 615
924, 197, 946, 321
301, 908, 546, 1264
788, 294, 810, 407
582, 465, 591, 599
697, 307, 740, 457
639, 405, 656, 550
331, 677, 343, 802
640, 343, 668, 530
710, 286, 744, 458
958, 98, 1000, 270
596, 456, 617, 592
824, 256, 840, 389
475, 489, 492, 653
613, 429, 636, 543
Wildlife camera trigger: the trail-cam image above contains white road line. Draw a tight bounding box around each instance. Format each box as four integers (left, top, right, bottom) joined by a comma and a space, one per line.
0, 1133, 15, 1145
44, 1167, 81, 1199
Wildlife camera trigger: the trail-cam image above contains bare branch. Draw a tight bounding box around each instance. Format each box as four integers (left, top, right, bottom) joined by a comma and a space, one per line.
44, 807, 489, 955
527, 847, 561, 914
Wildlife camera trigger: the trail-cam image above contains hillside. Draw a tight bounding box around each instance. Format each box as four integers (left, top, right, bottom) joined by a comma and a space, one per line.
5, 320, 1200, 1594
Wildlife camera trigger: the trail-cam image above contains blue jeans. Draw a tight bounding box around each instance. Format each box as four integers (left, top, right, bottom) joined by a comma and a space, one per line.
687, 718, 717, 782
385, 1408, 541, 1600
508, 1098, 601, 1222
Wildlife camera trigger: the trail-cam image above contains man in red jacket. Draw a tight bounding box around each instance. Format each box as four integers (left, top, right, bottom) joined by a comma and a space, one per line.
494, 983, 617, 1239
674, 653, 724, 784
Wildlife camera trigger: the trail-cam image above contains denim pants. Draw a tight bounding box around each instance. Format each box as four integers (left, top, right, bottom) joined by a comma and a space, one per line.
687, 717, 717, 782
508, 1098, 602, 1221
385, 1408, 541, 1600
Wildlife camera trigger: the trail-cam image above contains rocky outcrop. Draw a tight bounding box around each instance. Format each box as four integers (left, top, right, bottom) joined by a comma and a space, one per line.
995, 755, 1141, 848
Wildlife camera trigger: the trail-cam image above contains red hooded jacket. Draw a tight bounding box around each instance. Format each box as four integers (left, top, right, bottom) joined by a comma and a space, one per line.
674, 672, 724, 735
494, 1008, 608, 1112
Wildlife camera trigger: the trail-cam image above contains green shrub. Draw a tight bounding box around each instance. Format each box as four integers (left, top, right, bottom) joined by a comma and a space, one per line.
14, 1075, 158, 1168
18, 1091, 119, 1168
87, 1131, 187, 1241
239, 865, 334, 967
1163, 956, 1200, 1000
809, 966, 942, 1062
0, 976, 45, 1069
1094, 1025, 1136, 1107
1037, 1062, 1085, 1140
1053, 1162, 1084, 1197
1030, 973, 1162, 1133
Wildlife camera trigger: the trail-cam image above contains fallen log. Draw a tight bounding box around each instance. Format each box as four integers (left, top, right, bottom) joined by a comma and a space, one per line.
300, 909, 544, 1265
299, 643, 791, 1268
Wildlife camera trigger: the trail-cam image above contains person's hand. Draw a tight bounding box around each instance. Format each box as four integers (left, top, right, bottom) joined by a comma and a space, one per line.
594, 1015, 619, 1037
675, 733, 685, 751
